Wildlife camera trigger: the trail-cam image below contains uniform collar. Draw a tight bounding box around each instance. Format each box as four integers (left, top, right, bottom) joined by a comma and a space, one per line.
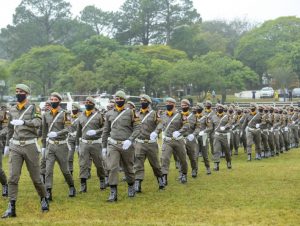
17, 100, 29, 110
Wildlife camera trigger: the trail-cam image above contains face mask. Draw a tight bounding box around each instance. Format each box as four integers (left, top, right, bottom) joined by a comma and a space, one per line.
141, 102, 149, 109
218, 109, 224, 114
229, 110, 233, 114
290, 110, 294, 112
197, 109, 203, 114
251, 108, 256, 112
264, 110, 268, 113
270, 110, 274, 113
85, 104, 94, 111
258, 109, 263, 113
182, 107, 189, 112
16, 94, 26, 103
237, 111, 242, 115
166, 105, 174, 111
72, 110, 79, 115
51, 102, 59, 109
279, 111, 283, 114
206, 106, 211, 110
116, 100, 125, 107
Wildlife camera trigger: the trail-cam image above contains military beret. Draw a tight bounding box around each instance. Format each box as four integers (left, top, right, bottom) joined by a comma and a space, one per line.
196, 102, 204, 109
16, 84, 31, 94
115, 90, 127, 99
258, 105, 264, 109
181, 99, 190, 105
216, 103, 224, 108
165, 97, 176, 104
250, 103, 257, 108
127, 101, 136, 108
289, 106, 294, 110
223, 105, 228, 110
205, 100, 212, 106
72, 102, 80, 110
51, 92, 62, 101
86, 96, 96, 105
140, 94, 152, 103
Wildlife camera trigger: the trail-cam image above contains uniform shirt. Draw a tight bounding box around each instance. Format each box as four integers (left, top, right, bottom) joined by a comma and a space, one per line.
42, 108, 71, 148
273, 113, 281, 129
160, 110, 190, 137
195, 113, 212, 134
0, 109, 9, 147
260, 113, 269, 130
242, 111, 262, 130
102, 107, 141, 148
136, 108, 161, 140
288, 111, 298, 126
76, 110, 104, 142
211, 112, 232, 133
67, 113, 81, 142
7, 102, 41, 146
232, 113, 243, 130
182, 111, 197, 136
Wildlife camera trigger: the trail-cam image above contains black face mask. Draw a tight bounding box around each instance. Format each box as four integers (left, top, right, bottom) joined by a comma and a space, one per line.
141, 102, 149, 109
290, 110, 294, 112
229, 110, 233, 114
166, 105, 174, 111
51, 102, 59, 109
206, 106, 211, 110
116, 100, 125, 107
16, 94, 26, 103
270, 110, 274, 113
72, 110, 79, 115
264, 110, 268, 113
197, 109, 203, 114
258, 109, 263, 113
237, 111, 242, 115
251, 108, 256, 112
192, 110, 196, 114
279, 111, 283, 114
85, 104, 94, 111
218, 109, 224, 114
182, 107, 189, 112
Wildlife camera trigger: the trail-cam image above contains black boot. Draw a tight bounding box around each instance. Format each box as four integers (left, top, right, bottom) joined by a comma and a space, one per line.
134, 180, 142, 193
40, 197, 49, 212
157, 177, 165, 190
227, 161, 232, 169
213, 162, 219, 171
128, 184, 135, 197
46, 188, 52, 201
162, 174, 168, 186
206, 167, 211, 175
100, 178, 106, 190
69, 186, 76, 197
180, 174, 187, 184
2, 184, 8, 197
80, 178, 87, 193
107, 185, 117, 202
247, 154, 252, 161
2, 200, 16, 218
191, 169, 198, 178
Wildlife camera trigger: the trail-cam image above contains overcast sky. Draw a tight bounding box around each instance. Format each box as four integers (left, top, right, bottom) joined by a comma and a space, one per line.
1, 0, 300, 29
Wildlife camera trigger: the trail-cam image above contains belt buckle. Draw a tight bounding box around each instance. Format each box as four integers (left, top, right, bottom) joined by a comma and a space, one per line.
19, 140, 26, 145
54, 140, 59, 145
87, 140, 93, 144
117, 141, 122, 144
144, 139, 149, 144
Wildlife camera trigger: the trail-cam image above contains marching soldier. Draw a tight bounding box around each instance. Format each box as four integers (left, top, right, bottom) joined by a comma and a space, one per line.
76, 97, 106, 193
240, 109, 249, 153
260, 105, 270, 158
288, 106, 299, 148
102, 90, 141, 202
2, 84, 49, 218
204, 100, 215, 155
266, 106, 276, 157
211, 104, 232, 171
160, 98, 189, 184
195, 103, 212, 175
42, 92, 76, 201
231, 107, 243, 155
242, 103, 262, 161
0, 104, 8, 196
133, 94, 165, 192
273, 107, 281, 155
281, 109, 290, 151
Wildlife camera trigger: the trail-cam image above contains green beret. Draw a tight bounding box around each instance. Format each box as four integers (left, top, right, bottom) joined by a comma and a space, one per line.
196, 102, 204, 109
165, 97, 176, 104
86, 96, 96, 105
115, 90, 127, 99
140, 94, 152, 103
51, 92, 62, 101
72, 102, 80, 110
181, 99, 190, 105
250, 103, 257, 108
205, 100, 212, 106
16, 84, 31, 94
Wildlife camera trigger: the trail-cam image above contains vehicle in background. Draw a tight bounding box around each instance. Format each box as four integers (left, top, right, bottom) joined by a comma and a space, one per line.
260, 87, 274, 98
292, 88, 300, 98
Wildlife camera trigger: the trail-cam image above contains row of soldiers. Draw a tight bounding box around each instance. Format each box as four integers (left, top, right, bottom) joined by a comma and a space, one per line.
0, 84, 299, 218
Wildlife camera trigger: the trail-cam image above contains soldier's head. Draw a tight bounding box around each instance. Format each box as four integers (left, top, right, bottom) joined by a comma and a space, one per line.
165, 98, 176, 112
44, 100, 52, 112
15, 84, 31, 103
264, 106, 269, 113
107, 99, 115, 111
269, 106, 274, 113
115, 90, 127, 109
236, 107, 242, 115
72, 103, 80, 115
196, 103, 204, 114
295, 107, 299, 112
274, 108, 279, 113
279, 108, 283, 114
249, 103, 257, 113
205, 100, 212, 111
126, 101, 136, 110
216, 103, 224, 114
85, 97, 95, 111
228, 106, 234, 114
289, 106, 294, 112
140, 94, 152, 110
258, 105, 264, 113
180, 99, 190, 113
192, 106, 197, 114
50, 92, 62, 109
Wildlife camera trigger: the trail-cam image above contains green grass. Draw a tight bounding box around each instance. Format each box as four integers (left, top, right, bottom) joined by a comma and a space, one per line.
1, 147, 300, 225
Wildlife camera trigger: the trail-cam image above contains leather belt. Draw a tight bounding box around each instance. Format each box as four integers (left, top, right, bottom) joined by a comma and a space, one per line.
135, 138, 156, 144
48, 139, 67, 145
80, 138, 101, 144
215, 132, 227, 136
108, 137, 125, 145
10, 138, 37, 146
163, 136, 183, 141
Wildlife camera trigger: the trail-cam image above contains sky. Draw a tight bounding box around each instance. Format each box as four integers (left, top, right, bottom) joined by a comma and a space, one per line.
0, 0, 300, 29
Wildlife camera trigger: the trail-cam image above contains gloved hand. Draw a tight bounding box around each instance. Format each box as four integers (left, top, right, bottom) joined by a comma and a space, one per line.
199, 131, 205, 136
255, 124, 260, 129
75, 146, 79, 153
284, 127, 289, 132
47, 132, 58, 138
220, 126, 225, 131
86, 130, 96, 136
172, 131, 181, 139
41, 148, 46, 159
187, 134, 195, 141
102, 148, 107, 158
3, 146, 9, 157
10, 119, 24, 126
150, 132, 158, 141
122, 140, 132, 150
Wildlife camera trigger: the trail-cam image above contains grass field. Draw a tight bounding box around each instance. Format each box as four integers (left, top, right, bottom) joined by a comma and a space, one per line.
1, 147, 300, 226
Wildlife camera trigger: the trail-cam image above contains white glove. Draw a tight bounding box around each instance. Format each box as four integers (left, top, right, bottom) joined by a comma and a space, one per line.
150, 132, 158, 141
86, 130, 96, 136
3, 146, 9, 157
270, 127, 273, 132
41, 148, 46, 158
47, 132, 58, 138
187, 134, 195, 141
122, 140, 132, 150
292, 121, 295, 125
199, 131, 205, 136
255, 124, 260, 129
284, 127, 289, 132
220, 126, 225, 131
172, 131, 181, 139
75, 146, 79, 153
102, 148, 107, 157
10, 119, 24, 126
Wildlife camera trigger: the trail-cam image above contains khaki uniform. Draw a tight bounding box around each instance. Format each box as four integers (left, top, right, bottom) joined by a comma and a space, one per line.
260, 113, 270, 156
272, 112, 281, 155
0, 110, 8, 186
204, 110, 215, 155
160, 111, 189, 176
102, 108, 141, 186
267, 113, 275, 156
7, 103, 46, 201
76, 110, 105, 180
231, 113, 243, 155
239, 113, 248, 152
67, 113, 80, 173
288, 112, 299, 148
134, 109, 163, 180
42, 109, 74, 189
281, 113, 290, 151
